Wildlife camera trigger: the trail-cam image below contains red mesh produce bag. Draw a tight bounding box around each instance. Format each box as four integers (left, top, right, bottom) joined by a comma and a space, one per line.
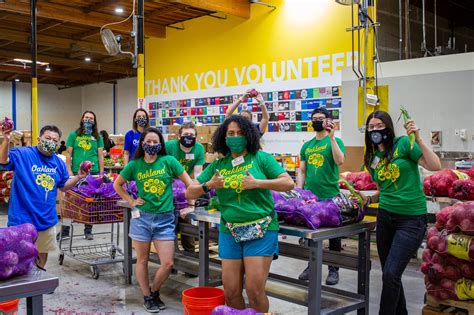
436, 205, 456, 230
426, 277, 474, 301
446, 201, 474, 235
427, 228, 474, 262
449, 180, 474, 201
339, 172, 377, 191
424, 169, 470, 197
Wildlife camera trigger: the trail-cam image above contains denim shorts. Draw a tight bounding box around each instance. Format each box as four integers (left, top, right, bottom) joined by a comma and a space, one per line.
129, 211, 176, 242
218, 231, 279, 260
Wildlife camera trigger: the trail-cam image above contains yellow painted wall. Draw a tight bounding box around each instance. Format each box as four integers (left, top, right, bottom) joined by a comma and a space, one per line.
145, 0, 355, 101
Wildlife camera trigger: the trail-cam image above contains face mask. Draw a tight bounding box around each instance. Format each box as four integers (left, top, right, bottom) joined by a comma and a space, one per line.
226, 136, 247, 154
180, 135, 196, 148
369, 129, 390, 145
142, 143, 161, 156
312, 120, 324, 132
83, 120, 94, 134
135, 117, 148, 127
39, 139, 57, 155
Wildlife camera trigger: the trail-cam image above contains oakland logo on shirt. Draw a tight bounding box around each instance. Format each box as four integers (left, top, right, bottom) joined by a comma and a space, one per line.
137, 167, 166, 198
32, 164, 56, 200
219, 162, 255, 197
375, 158, 401, 188
77, 136, 92, 151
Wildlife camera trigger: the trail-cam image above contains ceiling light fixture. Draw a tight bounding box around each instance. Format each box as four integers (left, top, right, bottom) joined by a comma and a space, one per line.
45, 65, 51, 71
84, 57, 91, 62
115, 7, 124, 14
15, 79, 20, 82
13, 58, 49, 66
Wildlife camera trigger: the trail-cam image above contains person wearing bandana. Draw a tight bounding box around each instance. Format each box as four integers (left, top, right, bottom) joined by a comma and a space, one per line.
0, 125, 90, 268
65, 110, 104, 240
165, 122, 205, 277
362, 111, 441, 315
297, 108, 346, 285
114, 127, 193, 313
124, 108, 150, 165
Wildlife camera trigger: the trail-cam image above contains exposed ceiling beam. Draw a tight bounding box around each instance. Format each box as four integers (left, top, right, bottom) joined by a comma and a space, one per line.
0, 49, 134, 75
100, 55, 130, 63
147, 5, 180, 20
0, 64, 100, 82
83, 0, 118, 14
158, 0, 250, 19
0, 28, 108, 55
0, 2, 166, 38
4, 73, 18, 81
74, 29, 100, 40
38, 21, 64, 33
0, 41, 14, 48
69, 51, 88, 59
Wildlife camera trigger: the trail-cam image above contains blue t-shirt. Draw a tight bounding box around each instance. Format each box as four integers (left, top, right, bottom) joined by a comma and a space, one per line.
1, 147, 69, 231
124, 130, 141, 160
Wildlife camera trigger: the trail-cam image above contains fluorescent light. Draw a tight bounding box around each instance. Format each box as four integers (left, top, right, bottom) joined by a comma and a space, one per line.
115, 7, 124, 13
15, 79, 20, 82
13, 58, 49, 66
84, 57, 91, 62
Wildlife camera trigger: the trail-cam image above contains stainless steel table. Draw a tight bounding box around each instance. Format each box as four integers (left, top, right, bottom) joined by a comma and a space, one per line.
189, 209, 375, 315
0, 269, 59, 315
120, 201, 375, 315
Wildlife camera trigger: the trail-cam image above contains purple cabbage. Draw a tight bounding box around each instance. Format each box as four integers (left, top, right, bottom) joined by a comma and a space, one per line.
211, 305, 257, 315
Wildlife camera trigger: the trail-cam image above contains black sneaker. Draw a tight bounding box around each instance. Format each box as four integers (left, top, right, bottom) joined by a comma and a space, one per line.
84, 231, 94, 240
151, 291, 166, 310
143, 295, 160, 313
56, 226, 70, 241
326, 267, 339, 285
298, 265, 310, 281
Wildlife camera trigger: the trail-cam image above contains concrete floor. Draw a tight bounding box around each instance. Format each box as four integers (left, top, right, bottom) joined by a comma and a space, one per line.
0, 213, 426, 314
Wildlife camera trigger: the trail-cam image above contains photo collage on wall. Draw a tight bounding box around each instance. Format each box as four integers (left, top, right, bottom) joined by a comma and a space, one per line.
148, 86, 341, 134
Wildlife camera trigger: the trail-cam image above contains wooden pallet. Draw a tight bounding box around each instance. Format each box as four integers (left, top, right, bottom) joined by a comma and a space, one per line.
425, 295, 474, 315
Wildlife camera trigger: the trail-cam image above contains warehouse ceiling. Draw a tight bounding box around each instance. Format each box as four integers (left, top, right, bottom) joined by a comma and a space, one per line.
411, 0, 474, 28
0, 0, 250, 88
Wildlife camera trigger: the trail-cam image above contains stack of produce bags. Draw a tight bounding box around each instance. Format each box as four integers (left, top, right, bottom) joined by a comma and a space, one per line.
0, 171, 13, 203
272, 181, 366, 230
423, 167, 474, 200
422, 201, 474, 300
0, 224, 39, 280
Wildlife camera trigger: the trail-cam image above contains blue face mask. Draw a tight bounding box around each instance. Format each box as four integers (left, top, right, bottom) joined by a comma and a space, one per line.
83, 120, 94, 135
142, 143, 161, 156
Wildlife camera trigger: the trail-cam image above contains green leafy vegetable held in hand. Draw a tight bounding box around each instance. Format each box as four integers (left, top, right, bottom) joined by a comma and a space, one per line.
400, 105, 415, 149
339, 178, 364, 209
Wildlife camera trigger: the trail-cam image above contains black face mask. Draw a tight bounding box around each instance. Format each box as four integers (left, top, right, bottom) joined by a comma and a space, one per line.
180, 135, 196, 148
312, 120, 324, 132
369, 129, 390, 145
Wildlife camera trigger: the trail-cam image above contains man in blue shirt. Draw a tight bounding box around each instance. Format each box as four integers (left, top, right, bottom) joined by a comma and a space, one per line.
0, 125, 90, 267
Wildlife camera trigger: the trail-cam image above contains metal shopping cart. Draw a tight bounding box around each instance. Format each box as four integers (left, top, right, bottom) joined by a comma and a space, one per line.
58, 190, 125, 279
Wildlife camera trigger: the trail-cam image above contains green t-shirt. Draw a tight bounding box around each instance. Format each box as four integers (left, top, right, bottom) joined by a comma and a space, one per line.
120, 155, 185, 213
300, 136, 345, 200
197, 151, 285, 234
66, 131, 104, 174
368, 136, 426, 215
165, 140, 205, 176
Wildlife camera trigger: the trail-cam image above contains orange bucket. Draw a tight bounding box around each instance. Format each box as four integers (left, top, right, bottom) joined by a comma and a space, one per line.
0, 299, 19, 315
182, 287, 225, 315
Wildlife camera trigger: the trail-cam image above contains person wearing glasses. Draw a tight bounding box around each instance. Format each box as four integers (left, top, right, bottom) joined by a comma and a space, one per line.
296, 108, 345, 285
362, 111, 440, 315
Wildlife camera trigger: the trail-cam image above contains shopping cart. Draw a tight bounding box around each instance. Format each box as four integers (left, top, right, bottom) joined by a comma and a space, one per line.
59, 190, 125, 279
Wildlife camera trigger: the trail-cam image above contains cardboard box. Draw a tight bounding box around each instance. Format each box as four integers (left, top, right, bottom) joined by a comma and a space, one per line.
168, 125, 180, 135
197, 126, 211, 136
205, 153, 219, 164
167, 134, 179, 141
110, 134, 125, 146
197, 134, 211, 144
208, 126, 219, 136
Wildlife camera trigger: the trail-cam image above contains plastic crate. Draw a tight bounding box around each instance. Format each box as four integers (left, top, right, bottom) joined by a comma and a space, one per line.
61, 190, 124, 224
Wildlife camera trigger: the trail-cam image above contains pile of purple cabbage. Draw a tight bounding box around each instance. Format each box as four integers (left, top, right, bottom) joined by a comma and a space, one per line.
173, 180, 188, 210
72, 175, 137, 200
0, 223, 39, 280
272, 185, 367, 230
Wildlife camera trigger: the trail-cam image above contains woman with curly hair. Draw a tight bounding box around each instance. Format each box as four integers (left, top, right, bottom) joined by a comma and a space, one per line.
362, 111, 441, 315
114, 127, 193, 313
186, 115, 294, 312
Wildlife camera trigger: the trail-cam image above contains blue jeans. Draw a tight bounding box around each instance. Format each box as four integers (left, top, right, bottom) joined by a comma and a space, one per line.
376, 208, 427, 315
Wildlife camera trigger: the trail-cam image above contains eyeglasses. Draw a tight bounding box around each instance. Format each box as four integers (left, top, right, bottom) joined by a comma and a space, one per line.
367, 123, 386, 131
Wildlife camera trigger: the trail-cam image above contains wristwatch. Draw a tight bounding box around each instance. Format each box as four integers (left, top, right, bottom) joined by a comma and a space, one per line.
202, 182, 210, 193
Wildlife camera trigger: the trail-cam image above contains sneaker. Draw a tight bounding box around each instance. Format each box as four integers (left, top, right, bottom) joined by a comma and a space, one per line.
143, 296, 160, 313
326, 267, 339, 285
56, 226, 70, 241
151, 291, 166, 310
298, 265, 310, 281
84, 231, 94, 240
